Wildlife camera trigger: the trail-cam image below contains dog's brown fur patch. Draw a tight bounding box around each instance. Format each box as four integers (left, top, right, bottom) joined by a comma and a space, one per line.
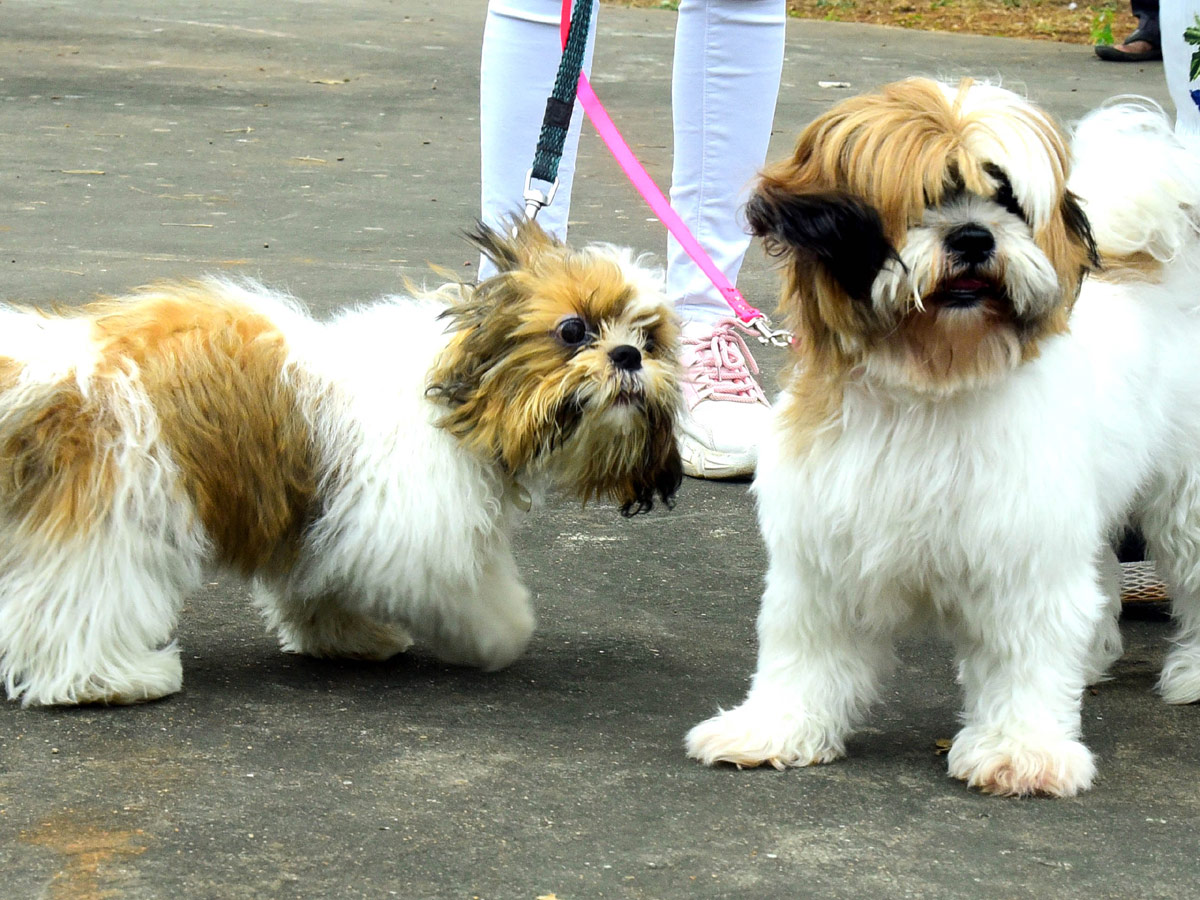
1093, 251, 1165, 283
0, 361, 121, 542
885, 302, 1023, 392
85, 284, 316, 574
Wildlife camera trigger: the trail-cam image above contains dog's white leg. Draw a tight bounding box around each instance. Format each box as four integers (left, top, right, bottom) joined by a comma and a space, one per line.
405, 547, 535, 672
686, 571, 895, 769
1141, 474, 1200, 704
253, 582, 414, 661
947, 571, 1103, 797
1083, 546, 1124, 685
0, 536, 192, 707
1158, 586, 1200, 704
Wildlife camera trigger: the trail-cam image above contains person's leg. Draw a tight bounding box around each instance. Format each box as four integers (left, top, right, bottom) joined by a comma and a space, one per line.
1161, 1, 1200, 139
1131, 0, 1162, 44
1095, 0, 1162, 60
479, 0, 597, 278
669, 0, 785, 479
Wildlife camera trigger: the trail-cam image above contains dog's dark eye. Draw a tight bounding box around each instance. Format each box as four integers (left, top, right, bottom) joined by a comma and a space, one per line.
555, 316, 590, 347
984, 163, 1027, 223
643, 334, 657, 355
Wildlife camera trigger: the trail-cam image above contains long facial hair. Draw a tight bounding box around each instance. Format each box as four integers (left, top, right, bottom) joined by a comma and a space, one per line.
427, 220, 682, 515
745, 78, 1098, 438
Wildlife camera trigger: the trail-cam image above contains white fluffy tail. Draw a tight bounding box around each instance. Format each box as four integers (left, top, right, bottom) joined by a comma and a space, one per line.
1069, 99, 1200, 263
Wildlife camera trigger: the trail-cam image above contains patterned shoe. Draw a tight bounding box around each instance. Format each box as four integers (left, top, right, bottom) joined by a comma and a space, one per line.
677, 319, 771, 479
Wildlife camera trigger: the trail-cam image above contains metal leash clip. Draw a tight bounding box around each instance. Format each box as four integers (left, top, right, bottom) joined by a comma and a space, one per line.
747, 315, 793, 348
522, 170, 560, 222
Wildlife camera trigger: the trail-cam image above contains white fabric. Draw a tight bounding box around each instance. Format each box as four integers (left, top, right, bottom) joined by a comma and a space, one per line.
479, 0, 598, 267
667, 0, 786, 322
1161, 2, 1200, 138
479, 0, 786, 322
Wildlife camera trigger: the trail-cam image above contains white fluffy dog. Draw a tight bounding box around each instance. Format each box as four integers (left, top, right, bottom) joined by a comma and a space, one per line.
0, 221, 682, 707
686, 78, 1200, 796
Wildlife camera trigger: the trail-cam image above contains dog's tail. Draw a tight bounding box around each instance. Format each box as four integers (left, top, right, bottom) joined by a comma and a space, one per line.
1069, 99, 1200, 266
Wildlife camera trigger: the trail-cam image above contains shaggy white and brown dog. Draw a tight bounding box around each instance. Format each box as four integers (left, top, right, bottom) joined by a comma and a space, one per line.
686, 78, 1200, 796
0, 220, 682, 707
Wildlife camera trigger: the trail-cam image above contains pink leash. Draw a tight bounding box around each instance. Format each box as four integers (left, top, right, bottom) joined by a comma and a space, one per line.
530, 0, 790, 347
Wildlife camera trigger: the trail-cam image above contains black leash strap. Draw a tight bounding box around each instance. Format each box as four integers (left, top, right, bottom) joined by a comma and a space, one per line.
524, 0, 594, 219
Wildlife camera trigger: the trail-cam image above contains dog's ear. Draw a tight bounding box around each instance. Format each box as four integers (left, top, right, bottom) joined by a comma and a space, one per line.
1060, 190, 1100, 270
746, 184, 899, 302
466, 217, 560, 275
430, 220, 553, 434
425, 271, 528, 465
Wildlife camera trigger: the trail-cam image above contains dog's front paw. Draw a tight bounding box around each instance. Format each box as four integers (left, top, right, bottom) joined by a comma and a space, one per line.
686, 704, 845, 770
947, 727, 1096, 797
427, 594, 535, 673
1158, 645, 1200, 705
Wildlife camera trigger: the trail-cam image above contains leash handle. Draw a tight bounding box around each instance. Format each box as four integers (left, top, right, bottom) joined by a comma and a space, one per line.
558, 0, 790, 343
524, 0, 594, 220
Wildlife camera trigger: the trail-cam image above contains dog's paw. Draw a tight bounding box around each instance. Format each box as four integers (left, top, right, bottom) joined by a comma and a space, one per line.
685, 704, 844, 770
14, 646, 183, 707
1158, 645, 1200, 704
427, 599, 535, 673
282, 618, 414, 662
947, 727, 1096, 797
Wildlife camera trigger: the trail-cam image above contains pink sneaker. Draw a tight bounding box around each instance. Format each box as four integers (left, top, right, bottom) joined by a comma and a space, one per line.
678, 319, 771, 479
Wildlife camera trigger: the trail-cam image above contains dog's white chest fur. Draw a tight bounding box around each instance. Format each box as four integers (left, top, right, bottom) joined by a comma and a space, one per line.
759, 268, 1200, 611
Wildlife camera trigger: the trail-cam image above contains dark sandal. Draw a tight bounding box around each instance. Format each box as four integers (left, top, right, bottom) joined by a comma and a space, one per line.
1095, 28, 1162, 62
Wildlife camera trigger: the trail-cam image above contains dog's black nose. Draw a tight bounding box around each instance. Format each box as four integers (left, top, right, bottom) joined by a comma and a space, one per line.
609, 344, 642, 371
946, 224, 995, 264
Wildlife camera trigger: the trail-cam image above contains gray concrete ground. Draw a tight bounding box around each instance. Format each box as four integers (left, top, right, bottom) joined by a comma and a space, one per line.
0, 1, 1195, 898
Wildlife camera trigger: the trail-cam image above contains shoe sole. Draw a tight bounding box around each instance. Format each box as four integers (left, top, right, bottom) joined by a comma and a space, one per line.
1094, 44, 1161, 61
679, 438, 756, 480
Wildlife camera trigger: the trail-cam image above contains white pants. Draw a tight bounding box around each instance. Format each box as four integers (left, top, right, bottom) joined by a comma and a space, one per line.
1162, 3, 1200, 139
479, 0, 786, 324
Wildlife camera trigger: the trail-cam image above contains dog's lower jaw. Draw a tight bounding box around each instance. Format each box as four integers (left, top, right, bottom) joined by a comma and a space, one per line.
861, 319, 1024, 398
542, 393, 681, 516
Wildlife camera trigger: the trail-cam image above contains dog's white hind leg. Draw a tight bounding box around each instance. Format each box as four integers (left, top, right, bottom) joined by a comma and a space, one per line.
1141, 472, 1200, 704
1083, 545, 1124, 685
253, 581, 414, 661
687, 567, 896, 769
0, 532, 196, 707
947, 567, 1105, 797
1157, 589, 1200, 704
